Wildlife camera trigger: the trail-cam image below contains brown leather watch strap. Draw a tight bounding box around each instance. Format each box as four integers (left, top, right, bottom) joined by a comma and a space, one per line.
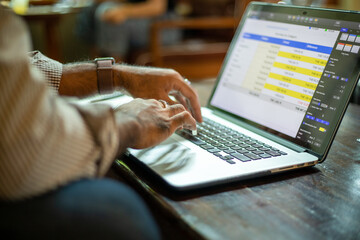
95, 57, 115, 94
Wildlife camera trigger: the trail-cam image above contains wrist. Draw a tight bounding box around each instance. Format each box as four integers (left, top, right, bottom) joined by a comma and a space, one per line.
113, 63, 133, 91
115, 110, 142, 151
95, 57, 115, 94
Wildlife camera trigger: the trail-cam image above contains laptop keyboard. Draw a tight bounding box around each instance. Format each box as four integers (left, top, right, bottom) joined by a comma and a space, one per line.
177, 117, 287, 164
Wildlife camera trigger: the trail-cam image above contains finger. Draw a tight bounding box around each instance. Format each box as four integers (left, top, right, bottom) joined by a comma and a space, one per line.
170, 111, 197, 131
167, 104, 186, 117
159, 94, 177, 106
184, 78, 191, 85
158, 99, 168, 108
172, 80, 203, 123
169, 90, 188, 108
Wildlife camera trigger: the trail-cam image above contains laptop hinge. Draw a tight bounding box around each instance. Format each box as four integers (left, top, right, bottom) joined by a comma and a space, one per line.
211, 110, 307, 153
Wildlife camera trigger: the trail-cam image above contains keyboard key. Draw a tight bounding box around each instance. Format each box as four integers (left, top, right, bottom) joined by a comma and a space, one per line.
179, 117, 287, 164
178, 130, 206, 145
207, 140, 217, 145
266, 150, 281, 156
190, 138, 206, 145
224, 149, 236, 154
219, 156, 229, 160
218, 146, 229, 150
244, 153, 261, 160
239, 143, 250, 148
212, 143, 223, 147
224, 143, 236, 147
231, 153, 251, 162
246, 147, 257, 151
231, 146, 242, 150
237, 149, 249, 154
207, 148, 221, 153
201, 144, 214, 150
259, 147, 270, 151
226, 160, 236, 164
213, 152, 222, 157
252, 150, 265, 155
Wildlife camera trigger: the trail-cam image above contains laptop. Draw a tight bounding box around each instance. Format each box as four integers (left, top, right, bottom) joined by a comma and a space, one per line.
112, 2, 360, 192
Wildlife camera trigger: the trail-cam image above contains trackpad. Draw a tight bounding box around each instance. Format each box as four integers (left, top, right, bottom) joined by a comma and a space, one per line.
128, 138, 195, 175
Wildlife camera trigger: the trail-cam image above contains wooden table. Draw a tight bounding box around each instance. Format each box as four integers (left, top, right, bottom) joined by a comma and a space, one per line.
113, 79, 360, 240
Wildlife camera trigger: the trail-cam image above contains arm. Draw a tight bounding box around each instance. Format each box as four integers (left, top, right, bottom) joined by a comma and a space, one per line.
59, 62, 203, 122
0, 8, 196, 200
0, 9, 120, 200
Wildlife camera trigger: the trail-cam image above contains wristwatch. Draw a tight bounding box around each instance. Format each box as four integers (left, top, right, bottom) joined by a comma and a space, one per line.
94, 57, 115, 94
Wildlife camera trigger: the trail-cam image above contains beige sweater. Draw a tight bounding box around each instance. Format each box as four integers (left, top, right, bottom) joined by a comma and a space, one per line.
0, 8, 119, 201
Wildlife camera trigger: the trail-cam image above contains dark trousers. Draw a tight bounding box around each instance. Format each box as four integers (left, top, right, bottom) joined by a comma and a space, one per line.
0, 178, 161, 240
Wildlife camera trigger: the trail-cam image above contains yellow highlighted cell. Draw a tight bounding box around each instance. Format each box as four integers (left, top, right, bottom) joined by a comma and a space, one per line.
273, 62, 322, 78
319, 127, 326, 132
278, 51, 327, 66
268, 73, 317, 90
264, 83, 313, 102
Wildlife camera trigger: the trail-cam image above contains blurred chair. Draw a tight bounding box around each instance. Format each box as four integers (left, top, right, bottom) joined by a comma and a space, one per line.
135, 16, 237, 80
135, 0, 250, 81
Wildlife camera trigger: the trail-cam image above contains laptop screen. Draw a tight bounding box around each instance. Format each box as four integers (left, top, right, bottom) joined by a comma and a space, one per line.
209, 3, 360, 155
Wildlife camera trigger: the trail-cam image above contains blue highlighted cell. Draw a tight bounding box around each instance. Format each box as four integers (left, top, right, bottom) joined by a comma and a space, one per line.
242, 33, 333, 54
306, 115, 316, 120
304, 115, 330, 125
314, 118, 329, 125
341, 28, 348, 32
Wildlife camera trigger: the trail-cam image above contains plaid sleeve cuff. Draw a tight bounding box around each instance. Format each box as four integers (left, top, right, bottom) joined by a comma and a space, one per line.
28, 51, 63, 92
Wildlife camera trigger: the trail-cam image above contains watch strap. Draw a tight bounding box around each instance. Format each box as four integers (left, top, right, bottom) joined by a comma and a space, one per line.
95, 57, 115, 94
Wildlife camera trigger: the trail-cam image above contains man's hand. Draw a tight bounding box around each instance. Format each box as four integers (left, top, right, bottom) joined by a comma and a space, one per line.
115, 98, 196, 150
114, 65, 203, 123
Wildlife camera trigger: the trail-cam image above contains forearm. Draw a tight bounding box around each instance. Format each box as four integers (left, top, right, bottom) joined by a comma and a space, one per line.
59, 61, 133, 97
59, 62, 98, 97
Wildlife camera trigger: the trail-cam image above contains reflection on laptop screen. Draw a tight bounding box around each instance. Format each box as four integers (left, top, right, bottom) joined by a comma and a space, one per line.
210, 7, 360, 152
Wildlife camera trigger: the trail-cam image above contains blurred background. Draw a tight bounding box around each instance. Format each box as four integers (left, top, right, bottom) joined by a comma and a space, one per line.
2, 0, 359, 83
